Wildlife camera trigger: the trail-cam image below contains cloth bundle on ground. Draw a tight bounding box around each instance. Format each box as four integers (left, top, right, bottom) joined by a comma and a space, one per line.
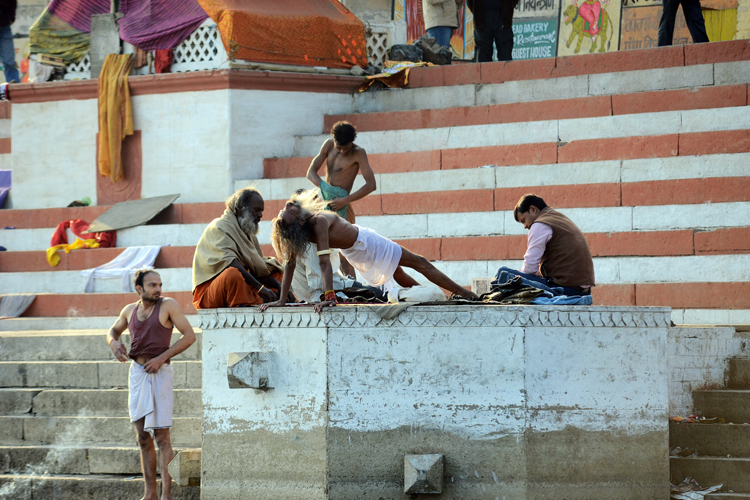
197, 0, 366, 69
81, 246, 162, 293
491, 268, 593, 306
480, 276, 548, 304
50, 218, 117, 247
29, 0, 207, 64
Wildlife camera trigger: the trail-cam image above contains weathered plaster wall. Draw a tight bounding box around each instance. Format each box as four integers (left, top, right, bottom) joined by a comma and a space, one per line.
228, 89, 353, 182
200, 305, 672, 500
9, 86, 353, 209
667, 326, 749, 416
12, 99, 99, 209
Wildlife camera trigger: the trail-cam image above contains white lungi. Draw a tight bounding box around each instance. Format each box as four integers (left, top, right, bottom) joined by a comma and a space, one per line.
341, 225, 402, 287
128, 361, 174, 435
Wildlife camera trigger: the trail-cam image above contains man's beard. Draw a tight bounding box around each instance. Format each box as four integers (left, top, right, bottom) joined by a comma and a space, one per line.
238, 211, 260, 238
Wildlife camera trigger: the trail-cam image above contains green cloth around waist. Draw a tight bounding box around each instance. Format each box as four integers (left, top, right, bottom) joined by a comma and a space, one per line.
319, 180, 349, 219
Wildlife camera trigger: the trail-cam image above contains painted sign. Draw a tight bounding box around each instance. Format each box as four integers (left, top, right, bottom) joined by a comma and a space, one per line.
515, 0, 560, 19
512, 18, 557, 59
620, 5, 694, 49
558, 0, 623, 55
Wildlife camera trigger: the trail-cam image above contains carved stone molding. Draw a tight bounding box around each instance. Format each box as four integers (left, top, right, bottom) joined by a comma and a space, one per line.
197, 305, 672, 330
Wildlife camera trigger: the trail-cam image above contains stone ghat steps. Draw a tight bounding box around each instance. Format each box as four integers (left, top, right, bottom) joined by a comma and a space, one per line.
329, 82, 749, 133
0, 329, 202, 361
728, 358, 750, 389
0, 473, 200, 500
348, 42, 750, 115
0, 315, 200, 332
670, 422, 750, 457
0, 360, 202, 389
671, 457, 750, 491
708, 494, 750, 499
693, 390, 750, 423
0, 416, 201, 447
0, 444, 195, 476
1, 388, 201, 417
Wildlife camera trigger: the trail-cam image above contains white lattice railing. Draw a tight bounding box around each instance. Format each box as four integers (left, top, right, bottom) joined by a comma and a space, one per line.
64, 19, 227, 80
366, 24, 389, 68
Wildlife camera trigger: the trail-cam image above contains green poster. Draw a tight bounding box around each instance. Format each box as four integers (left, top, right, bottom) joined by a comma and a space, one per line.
512, 18, 558, 60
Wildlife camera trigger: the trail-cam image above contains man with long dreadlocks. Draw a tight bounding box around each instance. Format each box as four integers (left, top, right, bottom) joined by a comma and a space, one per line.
259, 192, 477, 312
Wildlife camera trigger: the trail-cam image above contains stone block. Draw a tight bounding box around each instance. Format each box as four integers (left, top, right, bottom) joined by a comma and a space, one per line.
0, 417, 24, 444
227, 352, 274, 390
714, 60, 750, 85
588, 65, 714, 95
0, 389, 37, 414
169, 448, 201, 487
88, 446, 143, 475
7, 445, 90, 475
404, 454, 443, 494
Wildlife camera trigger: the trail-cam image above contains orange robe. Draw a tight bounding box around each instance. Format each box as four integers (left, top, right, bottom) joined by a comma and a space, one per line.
193, 268, 284, 309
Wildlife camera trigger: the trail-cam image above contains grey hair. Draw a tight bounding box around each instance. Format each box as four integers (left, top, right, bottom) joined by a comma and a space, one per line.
225, 186, 261, 215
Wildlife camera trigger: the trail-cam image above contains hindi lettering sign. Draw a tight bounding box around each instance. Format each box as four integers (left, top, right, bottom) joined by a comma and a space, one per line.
512, 18, 557, 59
619, 5, 694, 49
515, 0, 560, 19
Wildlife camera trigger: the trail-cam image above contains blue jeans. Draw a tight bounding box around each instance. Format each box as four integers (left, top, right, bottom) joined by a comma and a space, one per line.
0, 25, 18, 83
427, 26, 454, 48
493, 266, 590, 297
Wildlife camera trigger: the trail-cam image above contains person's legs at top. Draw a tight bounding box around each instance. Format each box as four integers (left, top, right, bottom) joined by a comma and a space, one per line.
398, 246, 477, 298
0, 25, 18, 83
154, 429, 174, 500
495, 24, 515, 61
134, 419, 159, 500
657, 0, 681, 45
680, 0, 709, 43
427, 26, 455, 48
474, 22, 495, 62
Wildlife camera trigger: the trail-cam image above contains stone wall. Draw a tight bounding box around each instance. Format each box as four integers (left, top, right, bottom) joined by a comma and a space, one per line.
200, 305, 672, 500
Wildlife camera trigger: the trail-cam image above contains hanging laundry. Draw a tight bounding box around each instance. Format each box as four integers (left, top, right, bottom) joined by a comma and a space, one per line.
97, 54, 134, 184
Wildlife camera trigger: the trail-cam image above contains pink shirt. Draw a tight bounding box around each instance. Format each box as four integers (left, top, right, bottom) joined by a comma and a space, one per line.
520, 223, 552, 276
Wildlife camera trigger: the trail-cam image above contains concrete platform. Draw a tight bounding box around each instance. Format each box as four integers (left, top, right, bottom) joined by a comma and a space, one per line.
671, 457, 750, 490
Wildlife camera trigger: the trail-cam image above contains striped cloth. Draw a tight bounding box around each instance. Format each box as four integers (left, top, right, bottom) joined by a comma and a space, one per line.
42, 0, 207, 50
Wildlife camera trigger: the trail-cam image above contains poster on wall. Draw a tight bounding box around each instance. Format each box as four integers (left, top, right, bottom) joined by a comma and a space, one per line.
620, 5, 699, 48
393, 0, 475, 59
515, 0, 560, 19
512, 18, 557, 59
557, 0, 622, 55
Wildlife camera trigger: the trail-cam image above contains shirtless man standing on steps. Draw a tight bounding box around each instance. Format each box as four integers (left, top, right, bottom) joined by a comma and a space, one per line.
307, 120, 376, 277
107, 270, 196, 500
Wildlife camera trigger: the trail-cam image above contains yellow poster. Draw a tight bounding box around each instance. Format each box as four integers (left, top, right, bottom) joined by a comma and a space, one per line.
558, 0, 623, 55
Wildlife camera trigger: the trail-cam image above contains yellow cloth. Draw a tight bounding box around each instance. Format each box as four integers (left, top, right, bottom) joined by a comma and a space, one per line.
97, 54, 134, 184
192, 210, 284, 290
358, 60, 433, 92
702, 8, 737, 41
46, 239, 100, 267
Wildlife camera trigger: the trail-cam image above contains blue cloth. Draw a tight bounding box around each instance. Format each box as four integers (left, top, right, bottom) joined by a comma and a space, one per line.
0, 26, 18, 83
0, 170, 9, 209
319, 179, 349, 219
427, 26, 454, 48
493, 266, 591, 297
531, 295, 593, 305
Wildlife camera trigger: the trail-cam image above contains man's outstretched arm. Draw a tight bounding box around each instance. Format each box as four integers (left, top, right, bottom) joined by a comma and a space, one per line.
106, 306, 131, 363
258, 258, 297, 311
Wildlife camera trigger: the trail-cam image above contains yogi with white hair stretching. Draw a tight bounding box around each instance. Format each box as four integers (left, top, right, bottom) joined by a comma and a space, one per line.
259, 192, 477, 312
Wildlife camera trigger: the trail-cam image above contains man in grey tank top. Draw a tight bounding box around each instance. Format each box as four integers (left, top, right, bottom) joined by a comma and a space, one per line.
106, 270, 196, 500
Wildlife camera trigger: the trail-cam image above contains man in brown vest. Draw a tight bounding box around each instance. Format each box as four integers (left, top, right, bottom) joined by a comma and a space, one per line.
107, 270, 196, 500
504, 194, 595, 296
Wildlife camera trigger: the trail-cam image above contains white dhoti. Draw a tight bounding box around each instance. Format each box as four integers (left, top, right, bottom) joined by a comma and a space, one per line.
128, 361, 174, 435
341, 225, 402, 288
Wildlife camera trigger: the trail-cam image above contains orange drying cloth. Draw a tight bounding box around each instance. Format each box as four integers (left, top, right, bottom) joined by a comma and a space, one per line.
197, 0, 367, 69
97, 54, 134, 183
192, 267, 284, 309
